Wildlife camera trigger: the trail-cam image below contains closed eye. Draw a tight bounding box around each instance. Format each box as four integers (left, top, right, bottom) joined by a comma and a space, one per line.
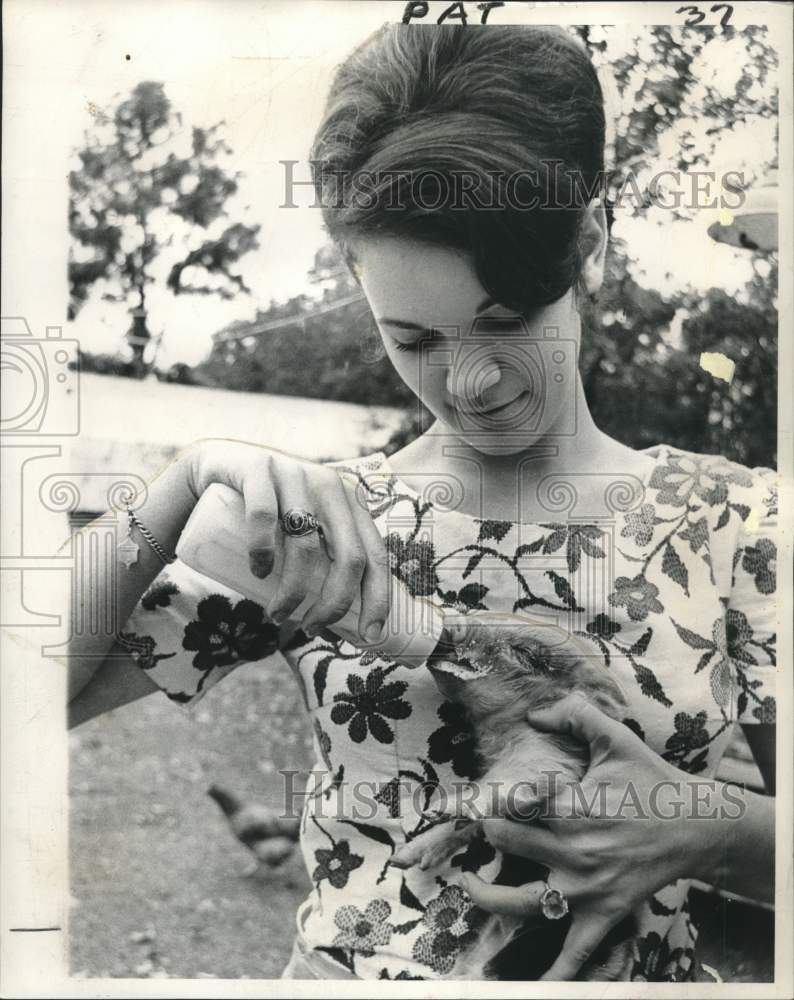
392, 339, 420, 352
391, 329, 434, 352
380, 295, 501, 353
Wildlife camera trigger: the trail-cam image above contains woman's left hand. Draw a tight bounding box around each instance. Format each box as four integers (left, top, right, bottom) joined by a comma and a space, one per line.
459, 692, 718, 980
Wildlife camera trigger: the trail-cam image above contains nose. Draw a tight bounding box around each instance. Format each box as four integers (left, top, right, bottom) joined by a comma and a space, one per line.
446, 357, 502, 405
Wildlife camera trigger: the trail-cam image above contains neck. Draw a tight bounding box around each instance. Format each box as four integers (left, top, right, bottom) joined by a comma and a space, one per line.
397, 378, 643, 523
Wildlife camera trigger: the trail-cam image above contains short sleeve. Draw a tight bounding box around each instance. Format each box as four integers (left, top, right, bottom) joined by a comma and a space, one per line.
726, 466, 778, 725
119, 557, 281, 707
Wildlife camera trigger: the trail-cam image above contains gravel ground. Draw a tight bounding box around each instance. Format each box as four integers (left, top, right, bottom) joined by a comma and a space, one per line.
69, 657, 313, 979
69, 656, 774, 981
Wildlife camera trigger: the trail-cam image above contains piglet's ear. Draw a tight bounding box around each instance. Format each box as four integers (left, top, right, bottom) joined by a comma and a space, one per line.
569, 660, 629, 717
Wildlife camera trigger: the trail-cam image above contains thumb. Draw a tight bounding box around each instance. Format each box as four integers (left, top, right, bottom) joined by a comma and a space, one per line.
528, 692, 631, 760
459, 873, 547, 917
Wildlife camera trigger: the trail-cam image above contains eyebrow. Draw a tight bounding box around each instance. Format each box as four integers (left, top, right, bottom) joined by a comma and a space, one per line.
378, 295, 498, 331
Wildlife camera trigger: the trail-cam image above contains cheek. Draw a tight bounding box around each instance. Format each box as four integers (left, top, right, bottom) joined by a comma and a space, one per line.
387, 346, 443, 396
389, 356, 421, 399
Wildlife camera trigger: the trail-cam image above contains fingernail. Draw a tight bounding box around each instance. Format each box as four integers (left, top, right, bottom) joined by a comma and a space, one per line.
364, 621, 385, 642
250, 552, 273, 577
269, 607, 286, 625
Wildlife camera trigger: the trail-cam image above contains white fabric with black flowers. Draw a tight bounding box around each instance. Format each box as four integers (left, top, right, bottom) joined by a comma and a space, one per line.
122, 444, 777, 981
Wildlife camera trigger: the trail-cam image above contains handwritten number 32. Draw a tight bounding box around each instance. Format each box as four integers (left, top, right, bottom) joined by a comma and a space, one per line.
676, 4, 733, 26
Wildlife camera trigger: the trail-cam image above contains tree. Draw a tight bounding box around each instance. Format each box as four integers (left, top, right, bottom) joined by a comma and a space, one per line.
576, 24, 777, 215
68, 81, 259, 373
196, 245, 416, 407
573, 24, 778, 469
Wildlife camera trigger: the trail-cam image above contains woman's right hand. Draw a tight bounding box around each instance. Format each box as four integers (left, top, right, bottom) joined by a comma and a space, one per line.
185, 439, 391, 642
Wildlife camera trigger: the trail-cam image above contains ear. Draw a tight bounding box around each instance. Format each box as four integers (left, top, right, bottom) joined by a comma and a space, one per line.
580, 198, 608, 295
342, 243, 363, 285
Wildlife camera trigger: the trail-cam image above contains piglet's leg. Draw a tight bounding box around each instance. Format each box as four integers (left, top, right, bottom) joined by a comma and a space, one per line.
391, 815, 482, 871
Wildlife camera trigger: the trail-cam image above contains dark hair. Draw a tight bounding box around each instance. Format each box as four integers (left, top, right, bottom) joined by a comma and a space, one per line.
310, 25, 606, 313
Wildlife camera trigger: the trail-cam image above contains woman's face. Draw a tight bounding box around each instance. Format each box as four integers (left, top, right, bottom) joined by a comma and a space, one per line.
354, 236, 582, 456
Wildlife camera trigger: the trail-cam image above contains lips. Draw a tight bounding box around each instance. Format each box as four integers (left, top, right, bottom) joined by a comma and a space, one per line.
455, 390, 529, 417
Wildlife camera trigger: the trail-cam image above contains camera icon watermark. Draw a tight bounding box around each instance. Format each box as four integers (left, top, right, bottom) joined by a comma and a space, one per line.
0, 317, 80, 436
419, 319, 577, 446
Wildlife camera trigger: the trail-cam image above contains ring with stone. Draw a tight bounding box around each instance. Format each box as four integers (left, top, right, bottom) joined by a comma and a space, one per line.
539, 880, 570, 920
280, 508, 323, 538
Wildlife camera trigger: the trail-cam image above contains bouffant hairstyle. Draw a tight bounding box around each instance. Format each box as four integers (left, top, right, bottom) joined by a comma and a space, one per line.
310, 25, 606, 314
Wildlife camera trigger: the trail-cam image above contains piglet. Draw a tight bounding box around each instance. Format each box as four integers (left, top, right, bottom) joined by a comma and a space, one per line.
390, 612, 634, 980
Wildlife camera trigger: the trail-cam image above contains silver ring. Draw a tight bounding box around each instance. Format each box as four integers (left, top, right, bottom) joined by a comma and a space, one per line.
280, 508, 323, 537
539, 880, 569, 920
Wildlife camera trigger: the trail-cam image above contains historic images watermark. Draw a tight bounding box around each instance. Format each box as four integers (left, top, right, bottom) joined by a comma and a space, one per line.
278, 769, 749, 823
0, 316, 148, 654
280, 159, 747, 213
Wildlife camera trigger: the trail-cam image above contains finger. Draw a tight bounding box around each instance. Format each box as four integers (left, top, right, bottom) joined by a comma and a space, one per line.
241, 475, 280, 579
299, 471, 366, 634
338, 474, 391, 641
480, 817, 564, 865
269, 531, 324, 625
540, 916, 614, 981
527, 692, 632, 759
459, 874, 548, 917
266, 466, 324, 624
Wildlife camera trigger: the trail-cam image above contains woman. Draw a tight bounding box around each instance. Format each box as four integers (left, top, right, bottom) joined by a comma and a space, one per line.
69, 25, 777, 981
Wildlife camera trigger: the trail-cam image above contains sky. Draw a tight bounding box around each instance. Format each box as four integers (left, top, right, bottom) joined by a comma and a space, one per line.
4, 1, 779, 368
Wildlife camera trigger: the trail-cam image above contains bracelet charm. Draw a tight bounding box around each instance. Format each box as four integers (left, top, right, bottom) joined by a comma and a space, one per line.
117, 495, 177, 569
117, 526, 141, 569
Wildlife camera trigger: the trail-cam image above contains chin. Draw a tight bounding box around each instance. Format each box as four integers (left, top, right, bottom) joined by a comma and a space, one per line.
462, 437, 535, 456
452, 427, 553, 456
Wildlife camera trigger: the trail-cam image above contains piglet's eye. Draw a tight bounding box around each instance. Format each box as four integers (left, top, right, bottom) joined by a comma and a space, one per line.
513, 644, 555, 674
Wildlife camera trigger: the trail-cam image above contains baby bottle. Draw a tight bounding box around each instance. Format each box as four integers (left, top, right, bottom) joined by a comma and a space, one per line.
176, 483, 450, 668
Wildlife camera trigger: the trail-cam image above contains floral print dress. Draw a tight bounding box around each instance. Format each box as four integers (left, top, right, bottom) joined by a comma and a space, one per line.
122, 443, 778, 981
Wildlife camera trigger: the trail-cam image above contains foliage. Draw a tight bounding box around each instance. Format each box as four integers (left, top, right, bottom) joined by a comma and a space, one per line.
578, 261, 776, 468
73, 349, 208, 386
70, 350, 138, 379
573, 24, 778, 469
578, 24, 777, 194
196, 247, 416, 407
68, 81, 260, 363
